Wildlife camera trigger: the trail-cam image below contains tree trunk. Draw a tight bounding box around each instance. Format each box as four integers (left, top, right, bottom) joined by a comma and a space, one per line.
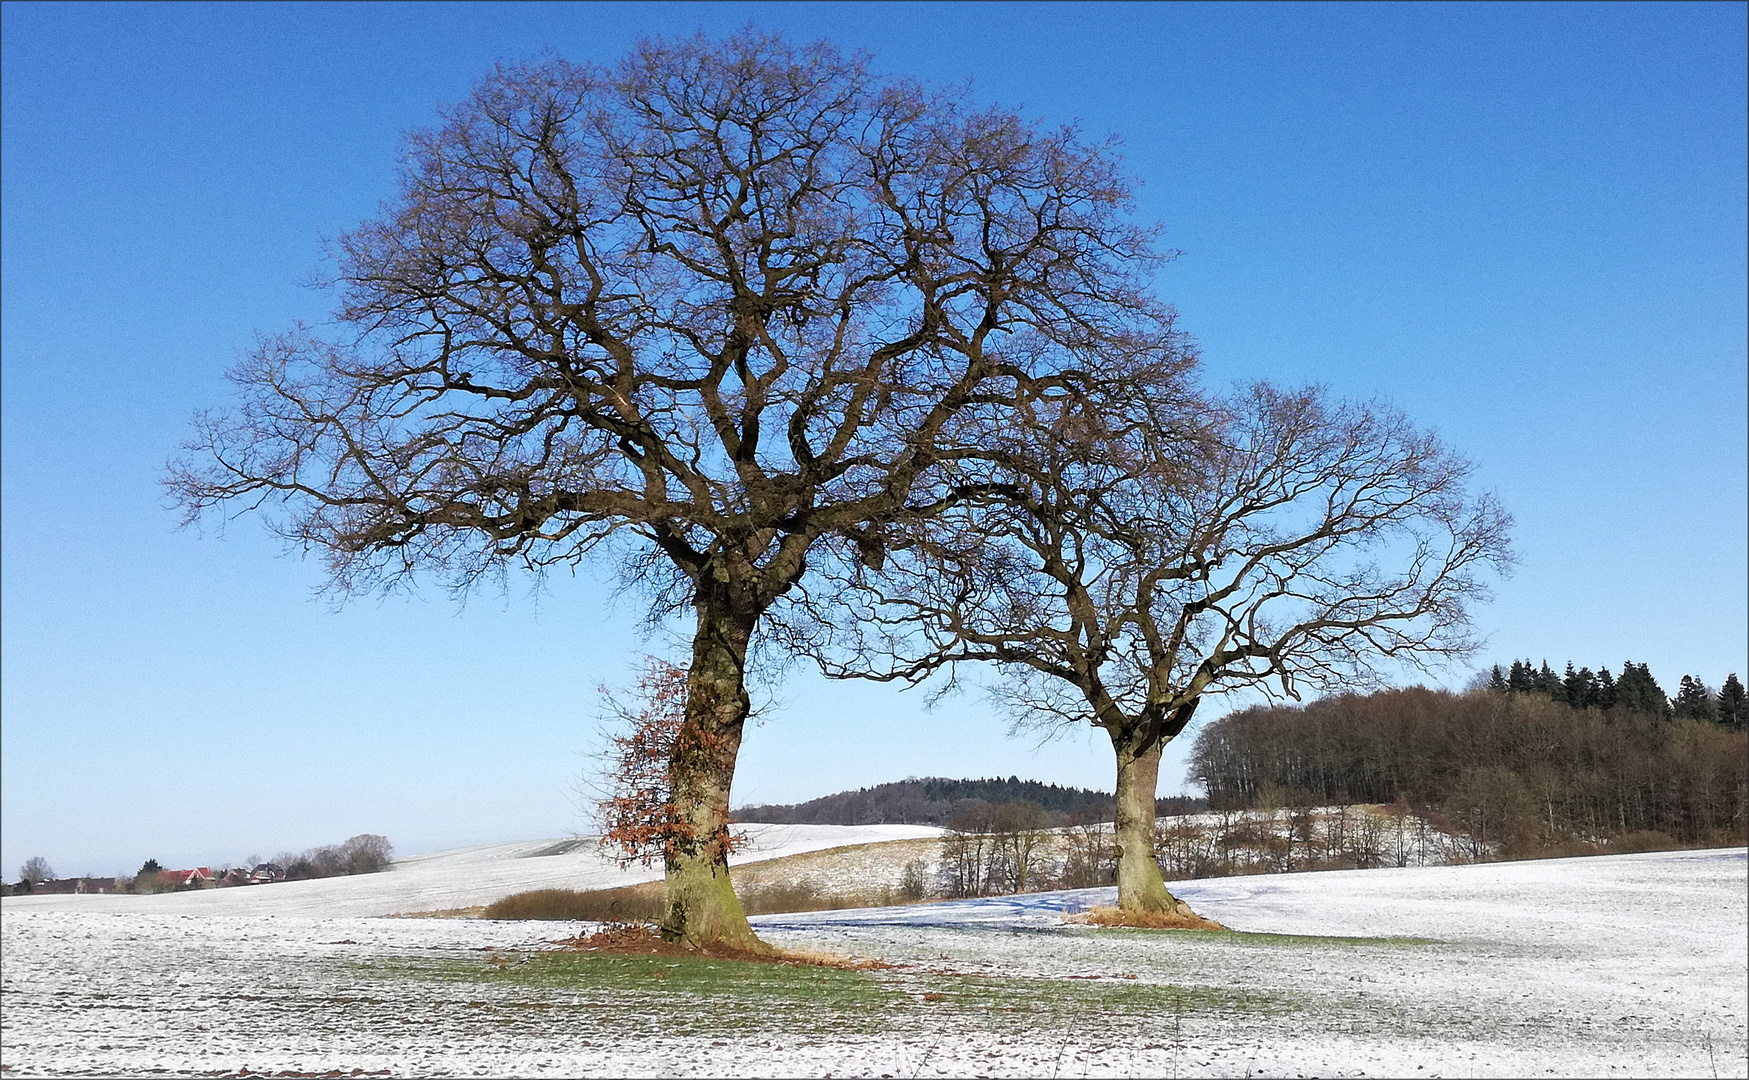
661, 588, 768, 953
1110, 730, 1199, 918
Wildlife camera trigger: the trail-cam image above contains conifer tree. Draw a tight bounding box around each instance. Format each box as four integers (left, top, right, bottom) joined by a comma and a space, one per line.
1594, 666, 1617, 710
1673, 676, 1718, 721
1562, 662, 1592, 709
1535, 661, 1563, 699
1717, 674, 1747, 731
1508, 660, 1534, 693
1488, 665, 1509, 693
1615, 662, 1670, 717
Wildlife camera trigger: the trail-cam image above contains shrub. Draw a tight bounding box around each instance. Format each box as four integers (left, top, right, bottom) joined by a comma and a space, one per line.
483, 884, 664, 922
897, 858, 931, 901
1610, 830, 1680, 854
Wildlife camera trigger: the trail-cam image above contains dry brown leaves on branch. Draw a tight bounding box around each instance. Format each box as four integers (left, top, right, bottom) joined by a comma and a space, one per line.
597, 657, 748, 867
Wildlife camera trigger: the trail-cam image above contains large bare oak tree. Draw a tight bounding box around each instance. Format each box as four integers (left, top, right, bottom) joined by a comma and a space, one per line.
166, 32, 1185, 949
807, 381, 1514, 919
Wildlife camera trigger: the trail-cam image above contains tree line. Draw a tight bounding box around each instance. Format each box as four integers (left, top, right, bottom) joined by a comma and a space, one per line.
734, 776, 1205, 827
1190, 686, 1747, 855
1489, 660, 1746, 727
123, 835, 394, 893
11, 834, 395, 894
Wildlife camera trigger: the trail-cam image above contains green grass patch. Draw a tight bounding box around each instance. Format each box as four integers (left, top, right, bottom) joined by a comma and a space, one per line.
365, 949, 1291, 1037
367, 950, 900, 1036
913, 973, 1287, 1028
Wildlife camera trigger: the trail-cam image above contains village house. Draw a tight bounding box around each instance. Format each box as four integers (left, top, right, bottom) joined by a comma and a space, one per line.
12, 877, 119, 895
159, 868, 215, 888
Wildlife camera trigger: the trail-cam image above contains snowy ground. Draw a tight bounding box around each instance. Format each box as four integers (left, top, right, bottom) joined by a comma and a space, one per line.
2, 848, 1743, 1077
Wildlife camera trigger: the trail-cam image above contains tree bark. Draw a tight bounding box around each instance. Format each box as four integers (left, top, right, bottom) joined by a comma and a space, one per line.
661, 586, 768, 952
1110, 729, 1198, 917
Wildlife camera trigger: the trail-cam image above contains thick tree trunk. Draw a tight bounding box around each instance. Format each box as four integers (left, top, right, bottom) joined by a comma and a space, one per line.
1110, 730, 1198, 918
661, 588, 767, 953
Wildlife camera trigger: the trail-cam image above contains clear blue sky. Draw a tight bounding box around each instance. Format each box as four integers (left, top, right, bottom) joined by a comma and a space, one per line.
4, 2, 1744, 877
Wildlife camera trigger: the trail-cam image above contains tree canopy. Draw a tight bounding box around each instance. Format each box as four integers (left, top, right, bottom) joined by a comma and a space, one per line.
167, 30, 1188, 949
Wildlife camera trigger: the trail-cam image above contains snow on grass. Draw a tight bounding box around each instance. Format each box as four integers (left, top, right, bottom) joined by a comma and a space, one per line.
2, 847, 1742, 1077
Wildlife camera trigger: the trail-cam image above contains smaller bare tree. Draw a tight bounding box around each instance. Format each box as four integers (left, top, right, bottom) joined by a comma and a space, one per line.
18, 857, 53, 890
809, 381, 1513, 920
990, 800, 1055, 894
340, 834, 394, 874
1060, 808, 1116, 889
941, 800, 999, 897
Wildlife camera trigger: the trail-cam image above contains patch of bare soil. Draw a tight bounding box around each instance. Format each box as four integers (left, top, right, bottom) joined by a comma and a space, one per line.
552, 921, 893, 971
1065, 904, 1229, 931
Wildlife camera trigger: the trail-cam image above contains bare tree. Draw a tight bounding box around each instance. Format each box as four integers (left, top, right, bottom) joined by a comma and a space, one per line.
990, 799, 1054, 893
1059, 808, 1115, 889
18, 856, 53, 890
166, 31, 1179, 949
941, 800, 998, 897
809, 381, 1513, 918
340, 834, 395, 874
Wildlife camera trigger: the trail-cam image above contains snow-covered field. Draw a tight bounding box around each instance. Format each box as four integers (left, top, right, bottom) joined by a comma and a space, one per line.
0, 823, 944, 918
2, 846, 1744, 1078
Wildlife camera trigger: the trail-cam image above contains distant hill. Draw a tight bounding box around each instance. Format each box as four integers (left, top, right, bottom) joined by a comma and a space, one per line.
733, 776, 1207, 826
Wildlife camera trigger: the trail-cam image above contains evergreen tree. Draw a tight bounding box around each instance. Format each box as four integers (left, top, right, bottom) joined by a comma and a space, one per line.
1534, 661, 1563, 699
1508, 659, 1534, 693
1488, 665, 1508, 693
1615, 662, 1670, 717
1717, 674, 1747, 732
1564, 665, 1597, 709
1594, 666, 1617, 710
1673, 675, 1715, 721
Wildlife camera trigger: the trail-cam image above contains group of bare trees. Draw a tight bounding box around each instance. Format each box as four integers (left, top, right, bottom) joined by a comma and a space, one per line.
273, 834, 396, 881
169, 31, 1511, 947
1153, 802, 1466, 879
1191, 686, 1748, 855
937, 803, 1121, 897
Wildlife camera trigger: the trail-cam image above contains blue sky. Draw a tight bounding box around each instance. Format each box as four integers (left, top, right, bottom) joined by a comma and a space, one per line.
3, 2, 1744, 877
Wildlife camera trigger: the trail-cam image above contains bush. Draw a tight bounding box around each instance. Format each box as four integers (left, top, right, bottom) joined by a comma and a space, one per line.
117, 859, 178, 894
897, 858, 931, 901
738, 880, 870, 914
1610, 830, 1680, 854
483, 884, 664, 922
